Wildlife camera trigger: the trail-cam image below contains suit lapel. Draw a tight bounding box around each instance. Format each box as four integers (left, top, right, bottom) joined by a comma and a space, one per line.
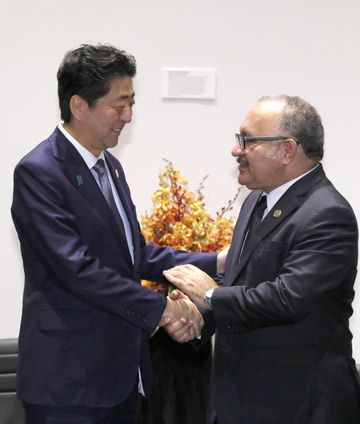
51, 128, 133, 266
104, 152, 136, 235
227, 165, 326, 285
234, 193, 301, 278
104, 152, 140, 265
226, 192, 260, 281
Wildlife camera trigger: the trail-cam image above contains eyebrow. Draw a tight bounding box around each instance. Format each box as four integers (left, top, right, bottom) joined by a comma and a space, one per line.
116, 93, 135, 101
239, 130, 249, 137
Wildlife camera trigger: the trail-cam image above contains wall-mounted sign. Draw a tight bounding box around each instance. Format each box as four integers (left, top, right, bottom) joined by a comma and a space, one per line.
161, 68, 216, 100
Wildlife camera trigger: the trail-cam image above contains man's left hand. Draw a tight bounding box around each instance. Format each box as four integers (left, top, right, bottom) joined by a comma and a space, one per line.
163, 264, 218, 312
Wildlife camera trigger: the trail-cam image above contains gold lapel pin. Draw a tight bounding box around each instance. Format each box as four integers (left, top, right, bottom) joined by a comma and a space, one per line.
115, 169, 120, 178
273, 209, 282, 218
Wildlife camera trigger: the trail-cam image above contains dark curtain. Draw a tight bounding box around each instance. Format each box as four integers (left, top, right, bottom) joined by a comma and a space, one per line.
137, 328, 212, 424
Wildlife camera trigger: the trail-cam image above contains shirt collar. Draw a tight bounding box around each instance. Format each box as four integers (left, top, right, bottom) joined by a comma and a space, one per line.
58, 123, 105, 169
264, 164, 319, 214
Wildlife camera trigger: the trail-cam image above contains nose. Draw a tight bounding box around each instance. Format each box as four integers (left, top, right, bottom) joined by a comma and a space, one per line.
231, 142, 242, 157
121, 105, 132, 123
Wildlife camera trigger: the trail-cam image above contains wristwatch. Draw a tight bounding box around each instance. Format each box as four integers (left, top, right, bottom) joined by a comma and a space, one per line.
204, 288, 215, 310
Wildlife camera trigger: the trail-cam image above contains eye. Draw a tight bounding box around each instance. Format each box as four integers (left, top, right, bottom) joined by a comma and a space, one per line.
112, 101, 134, 111
112, 105, 125, 111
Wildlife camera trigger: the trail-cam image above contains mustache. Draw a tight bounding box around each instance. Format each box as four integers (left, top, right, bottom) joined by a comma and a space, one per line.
237, 158, 248, 166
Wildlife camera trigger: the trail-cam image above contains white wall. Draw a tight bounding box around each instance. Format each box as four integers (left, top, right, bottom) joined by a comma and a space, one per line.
1, 0, 360, 360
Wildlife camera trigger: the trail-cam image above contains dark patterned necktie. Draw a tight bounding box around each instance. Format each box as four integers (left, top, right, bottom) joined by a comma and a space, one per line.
241, 195, 267, 255
93, 159, 126, 238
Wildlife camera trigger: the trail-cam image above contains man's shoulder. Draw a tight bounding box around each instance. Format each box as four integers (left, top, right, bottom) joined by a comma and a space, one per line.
296, 175, 357, 229
18, 128, 58, 159
15, 128, 62, 172
305, 168, 350, 206
311, 178, 355, 214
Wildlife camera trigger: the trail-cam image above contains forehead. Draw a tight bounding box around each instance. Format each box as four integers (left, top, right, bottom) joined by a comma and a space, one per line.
105, 76, 135, 100
240, 100, 285, 135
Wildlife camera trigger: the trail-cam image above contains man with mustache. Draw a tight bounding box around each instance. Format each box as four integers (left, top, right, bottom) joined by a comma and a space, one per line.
164, 95, 360, 424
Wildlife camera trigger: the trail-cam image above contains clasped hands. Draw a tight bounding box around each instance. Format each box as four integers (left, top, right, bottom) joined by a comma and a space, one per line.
159, 264, 218, 343
159, 289, 203, 343
159, 248, 226, 343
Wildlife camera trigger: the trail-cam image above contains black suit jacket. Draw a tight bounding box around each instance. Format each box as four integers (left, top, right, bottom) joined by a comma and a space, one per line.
11, 128, 217, 407
210, 164, 360, 424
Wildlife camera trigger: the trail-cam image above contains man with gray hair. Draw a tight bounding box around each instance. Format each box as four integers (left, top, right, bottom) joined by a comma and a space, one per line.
165, 95, 360, 424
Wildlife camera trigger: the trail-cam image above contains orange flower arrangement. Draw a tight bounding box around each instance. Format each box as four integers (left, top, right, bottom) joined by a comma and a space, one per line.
141, 160, 241, 293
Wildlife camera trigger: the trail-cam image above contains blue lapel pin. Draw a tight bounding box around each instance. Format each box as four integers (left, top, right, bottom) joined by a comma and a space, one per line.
76, 175, 84, 186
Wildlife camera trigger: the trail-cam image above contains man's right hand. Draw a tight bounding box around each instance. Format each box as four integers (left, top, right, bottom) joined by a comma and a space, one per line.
159, 290, 204, 343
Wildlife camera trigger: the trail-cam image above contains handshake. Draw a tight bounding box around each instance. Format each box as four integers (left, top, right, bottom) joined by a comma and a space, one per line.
157, 248, 227, 343
158, 289, 204, 343
157, 265, 222, 343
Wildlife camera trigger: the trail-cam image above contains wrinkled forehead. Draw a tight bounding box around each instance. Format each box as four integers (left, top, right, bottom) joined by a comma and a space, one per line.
240, 100, 285, 135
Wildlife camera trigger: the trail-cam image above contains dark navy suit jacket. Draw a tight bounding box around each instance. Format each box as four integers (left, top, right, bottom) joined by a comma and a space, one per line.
11, 128, 216, 407
208, 165, 360, 424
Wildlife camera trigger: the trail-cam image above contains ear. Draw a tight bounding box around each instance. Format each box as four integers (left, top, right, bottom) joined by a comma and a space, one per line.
281, 138, 298, 165
69, 95, 87, 121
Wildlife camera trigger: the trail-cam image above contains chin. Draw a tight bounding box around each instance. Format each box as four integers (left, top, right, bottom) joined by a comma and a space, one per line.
239, 178, 256, 190
238, 175, 249, 186
107, 139, 120, 149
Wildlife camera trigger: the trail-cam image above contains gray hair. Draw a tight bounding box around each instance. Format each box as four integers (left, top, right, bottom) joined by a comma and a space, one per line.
258, 95, 324, 160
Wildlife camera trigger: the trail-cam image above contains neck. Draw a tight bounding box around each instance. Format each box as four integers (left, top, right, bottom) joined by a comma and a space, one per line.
63, 122, 102, 156
288, 160, 318, 181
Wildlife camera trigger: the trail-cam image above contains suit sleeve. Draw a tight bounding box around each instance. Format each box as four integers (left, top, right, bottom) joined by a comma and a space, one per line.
12, 159, 168, 333
111, 158, 218, 282
212, 203, 358, 333
140, 242, 217, 282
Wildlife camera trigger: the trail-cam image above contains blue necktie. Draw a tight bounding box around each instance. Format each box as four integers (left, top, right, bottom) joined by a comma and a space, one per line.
93, 159, 126, 238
